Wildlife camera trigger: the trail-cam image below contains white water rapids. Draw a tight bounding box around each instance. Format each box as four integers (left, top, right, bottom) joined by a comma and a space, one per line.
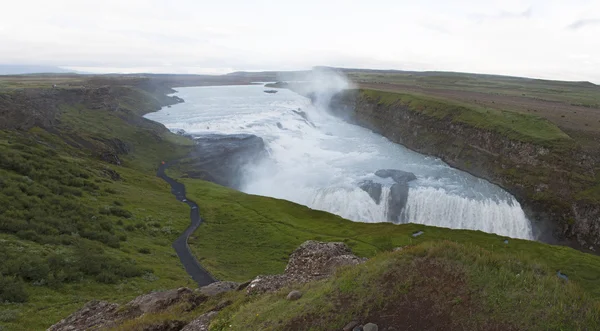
146, 84, 534, 240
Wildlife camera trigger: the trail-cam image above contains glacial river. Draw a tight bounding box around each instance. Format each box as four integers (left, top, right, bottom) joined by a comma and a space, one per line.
145, 84, 534, 240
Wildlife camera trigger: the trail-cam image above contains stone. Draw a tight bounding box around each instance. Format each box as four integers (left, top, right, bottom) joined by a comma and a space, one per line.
48, 301, 120, 331
363, 323, 379, 331
343, 321, 359, 331
248, 241, 367, 294
286, 290, 303, 301
388, 182, 410, 223
199, 281, 240, 297
127, 288, 194, 314
181, 311, 219, 331
353, 326, 364, 331
359, 180, 383, 204
375, 169, 417, 184
393, 247, 404, 252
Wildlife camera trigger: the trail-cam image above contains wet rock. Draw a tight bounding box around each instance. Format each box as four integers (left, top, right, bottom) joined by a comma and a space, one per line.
198, 281, 240, 297
181, 311, 219, 331
363, 323, 379, 331
286, 290, 302, 301
388, 182, 410, 223
359, 180, 383, 204
248, 241, 366, 294
343, 321, 359, 331
353, 326, 364, 331
375, 169, 417, 184
186, 134, 267, 189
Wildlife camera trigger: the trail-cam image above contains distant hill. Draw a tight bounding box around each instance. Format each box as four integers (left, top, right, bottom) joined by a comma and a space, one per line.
0, 64, 75, 75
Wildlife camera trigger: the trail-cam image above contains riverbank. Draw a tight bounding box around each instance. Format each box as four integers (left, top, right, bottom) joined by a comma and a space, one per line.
327, 88, 600, 250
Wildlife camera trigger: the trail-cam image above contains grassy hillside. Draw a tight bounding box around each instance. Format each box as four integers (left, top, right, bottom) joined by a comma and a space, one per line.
0, 81, 198, 330
105, 238, 600, 330
360, 89, 573, 148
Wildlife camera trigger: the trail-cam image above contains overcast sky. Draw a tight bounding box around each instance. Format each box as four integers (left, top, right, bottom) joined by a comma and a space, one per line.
1, 0, 599, 82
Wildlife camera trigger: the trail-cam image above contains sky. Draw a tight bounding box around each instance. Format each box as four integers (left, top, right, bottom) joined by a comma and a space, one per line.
1, 0, 599, 82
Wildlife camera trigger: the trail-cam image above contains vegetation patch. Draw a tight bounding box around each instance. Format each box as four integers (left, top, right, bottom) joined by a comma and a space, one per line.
360, 89, 573, 147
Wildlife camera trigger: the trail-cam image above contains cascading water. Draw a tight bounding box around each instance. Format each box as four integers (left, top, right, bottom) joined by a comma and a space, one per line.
145, 82, 534, 240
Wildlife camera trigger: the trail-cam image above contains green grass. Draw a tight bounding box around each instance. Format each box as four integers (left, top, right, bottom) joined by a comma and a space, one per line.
184, 179, 600, 300
360, 89, 573, 147
209, 241, 600, 330
0, 82, 198, 330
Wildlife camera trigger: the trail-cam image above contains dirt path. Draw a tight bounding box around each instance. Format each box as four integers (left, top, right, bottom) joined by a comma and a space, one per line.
157, 162, 216, 287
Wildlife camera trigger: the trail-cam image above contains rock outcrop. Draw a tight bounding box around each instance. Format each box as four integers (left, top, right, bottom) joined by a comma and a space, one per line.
49, 288, 205, 331
185, 134, 267, 189
247, 240, 367, 294
359, 180, 383, 204
374, 169, 417, 223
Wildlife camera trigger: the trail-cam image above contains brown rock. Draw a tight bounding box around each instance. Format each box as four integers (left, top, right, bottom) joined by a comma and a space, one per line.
48, 301, 120, 331
247, 241, 367, 294
181, 311, 219, 331
198, 281, 240, 297
343, 321, 359, 331
286, 290, 302, 301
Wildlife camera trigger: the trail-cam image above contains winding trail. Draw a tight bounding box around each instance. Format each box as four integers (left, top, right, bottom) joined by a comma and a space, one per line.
157, 162, 216, 287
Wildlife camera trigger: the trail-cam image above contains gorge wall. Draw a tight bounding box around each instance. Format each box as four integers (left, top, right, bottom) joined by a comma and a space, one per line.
329, 89, 600, 250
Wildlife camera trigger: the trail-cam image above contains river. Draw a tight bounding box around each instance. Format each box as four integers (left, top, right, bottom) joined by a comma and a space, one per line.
145, 84, 534, 240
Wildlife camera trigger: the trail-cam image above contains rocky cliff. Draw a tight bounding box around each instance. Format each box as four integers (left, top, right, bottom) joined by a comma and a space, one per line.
328, 89, 600, 250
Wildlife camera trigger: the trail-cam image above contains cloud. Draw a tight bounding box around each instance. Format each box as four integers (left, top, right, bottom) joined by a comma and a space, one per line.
567, 18, 600, 30
470, 7, 533, 22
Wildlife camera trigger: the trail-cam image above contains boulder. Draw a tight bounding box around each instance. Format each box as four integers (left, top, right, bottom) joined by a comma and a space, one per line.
49, 288, 205, 331
181, 311, 219, 331
48, 301, 120, 331
363, 323, 379, 331
198, 281, 240, 297
127, 288, 195, 314
388, 182, 410, 223
375, 169, 417, 184
248, 241, 366, 294
343, 321, 359, 331
359, 180, 383, 204
286, 290, 303, 301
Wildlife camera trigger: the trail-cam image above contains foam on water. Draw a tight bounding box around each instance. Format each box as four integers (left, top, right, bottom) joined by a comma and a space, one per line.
145, 85, 534, 240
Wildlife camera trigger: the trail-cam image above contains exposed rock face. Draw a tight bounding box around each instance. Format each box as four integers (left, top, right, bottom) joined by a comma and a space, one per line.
388, 183, 410, 223
359, 180, 383, 204
49, 288, 205, 331
375, 169, 417, 184
374, 169, 417, 223
48, 301, 120, 331
330, 90, 600, 249
185, 134, 267, 189
247, 241, 367, 294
